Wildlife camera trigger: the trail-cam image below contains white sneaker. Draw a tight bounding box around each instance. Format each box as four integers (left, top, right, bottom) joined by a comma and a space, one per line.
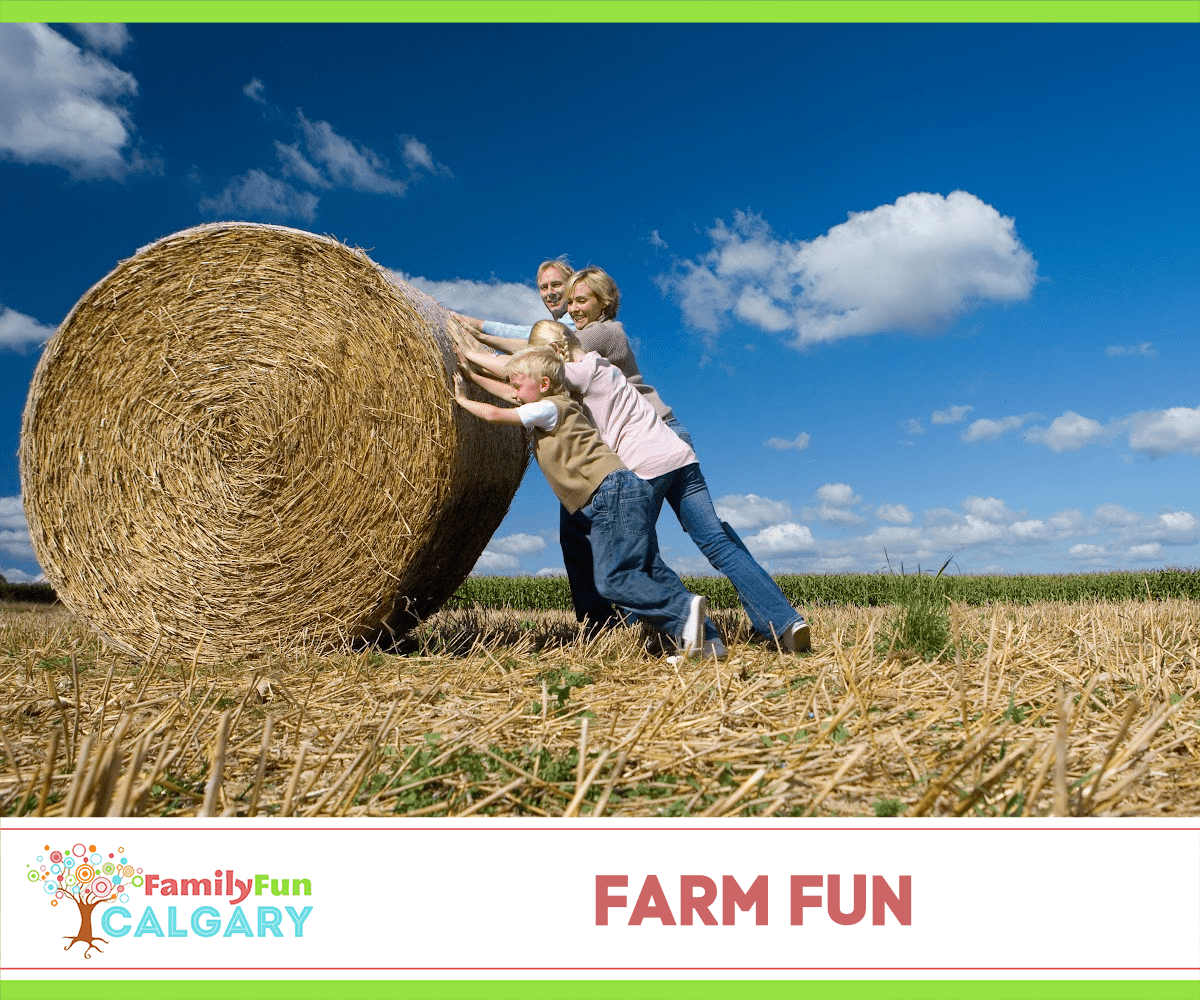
679, 595, 708, 657
781, 619, 811, 653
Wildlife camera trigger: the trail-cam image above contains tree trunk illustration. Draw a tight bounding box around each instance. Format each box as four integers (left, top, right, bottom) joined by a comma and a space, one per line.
63, 893, 116, 958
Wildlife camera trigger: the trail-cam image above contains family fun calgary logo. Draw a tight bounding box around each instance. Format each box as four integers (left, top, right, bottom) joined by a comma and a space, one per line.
26, 837, 314, 960
27, 840, 140, 958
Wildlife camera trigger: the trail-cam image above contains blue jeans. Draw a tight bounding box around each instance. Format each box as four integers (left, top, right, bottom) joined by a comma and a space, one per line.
651, 417, 804, 639
563, 470, 693, 639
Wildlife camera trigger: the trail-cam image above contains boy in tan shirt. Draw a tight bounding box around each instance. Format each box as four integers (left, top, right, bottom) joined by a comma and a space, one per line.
452, 347, 713, 657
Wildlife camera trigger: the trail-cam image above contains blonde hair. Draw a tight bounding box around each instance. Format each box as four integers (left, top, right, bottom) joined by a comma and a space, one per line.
565, 266, 620, 321
505, 346, 565, 395
528, 319, 581, 359
536, 258, 575, 283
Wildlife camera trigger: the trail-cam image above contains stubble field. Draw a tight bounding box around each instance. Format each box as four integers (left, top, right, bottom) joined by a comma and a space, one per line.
2, 590, 1198, 819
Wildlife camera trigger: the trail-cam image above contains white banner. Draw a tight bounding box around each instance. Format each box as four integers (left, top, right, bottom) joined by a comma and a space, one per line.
1, 818, 1197, 982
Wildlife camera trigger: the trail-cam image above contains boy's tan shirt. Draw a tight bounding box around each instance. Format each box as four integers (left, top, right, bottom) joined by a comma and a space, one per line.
529, 393, 625, 514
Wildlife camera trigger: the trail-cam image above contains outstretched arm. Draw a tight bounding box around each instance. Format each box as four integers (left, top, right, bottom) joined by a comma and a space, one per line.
450, 312, 529, 355
452, 340, 516, 402
474, 330, 527, 355
453, 373, 523, 424
466, 366, 517, 404
458, 342, 508, 380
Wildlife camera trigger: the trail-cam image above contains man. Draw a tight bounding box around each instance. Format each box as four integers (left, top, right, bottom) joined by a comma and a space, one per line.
451, 258, 576, 351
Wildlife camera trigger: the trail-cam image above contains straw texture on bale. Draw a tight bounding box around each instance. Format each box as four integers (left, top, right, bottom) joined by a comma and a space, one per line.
20, 222, 528, 663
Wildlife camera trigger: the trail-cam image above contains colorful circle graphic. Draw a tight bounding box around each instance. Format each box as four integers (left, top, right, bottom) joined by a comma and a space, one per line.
50, 851, 63, 863
122, 865, 134, 877
75, 865, 95, 883
44, 882, 56, 894
102, 862, 115, 875
131, 875, 143, 887
27, 870, 39, 882
119, 893, 129, 903
92, 878, 112, 895
72, 843, 86, 857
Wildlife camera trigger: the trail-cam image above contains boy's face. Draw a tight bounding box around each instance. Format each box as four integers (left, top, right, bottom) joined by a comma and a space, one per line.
509, 370, 550, 404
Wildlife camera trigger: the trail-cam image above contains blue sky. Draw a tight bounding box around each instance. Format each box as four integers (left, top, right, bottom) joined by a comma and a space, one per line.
2, 21, 1197, 583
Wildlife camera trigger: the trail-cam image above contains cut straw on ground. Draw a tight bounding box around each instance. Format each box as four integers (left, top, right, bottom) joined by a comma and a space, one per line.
2, 597, 1198, 818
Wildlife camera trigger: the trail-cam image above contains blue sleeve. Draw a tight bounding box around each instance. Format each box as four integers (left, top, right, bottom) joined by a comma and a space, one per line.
482, 320, 534, 339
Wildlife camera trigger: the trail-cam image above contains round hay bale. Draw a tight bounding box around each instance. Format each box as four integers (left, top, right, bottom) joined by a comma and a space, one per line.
20, 222, 528, 663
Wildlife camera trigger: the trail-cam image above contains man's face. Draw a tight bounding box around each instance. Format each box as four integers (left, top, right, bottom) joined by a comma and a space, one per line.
538, 266, 567, 316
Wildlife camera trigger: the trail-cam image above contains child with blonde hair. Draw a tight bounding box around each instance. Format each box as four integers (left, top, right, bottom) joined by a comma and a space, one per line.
452, 347, 716, 658
459, 315, 810, 654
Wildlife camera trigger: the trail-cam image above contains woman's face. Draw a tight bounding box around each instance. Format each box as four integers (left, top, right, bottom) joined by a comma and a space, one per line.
567, 281, 605, 329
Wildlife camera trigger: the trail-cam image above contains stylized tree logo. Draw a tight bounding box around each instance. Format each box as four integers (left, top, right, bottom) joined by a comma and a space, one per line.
28, 841, 142, 958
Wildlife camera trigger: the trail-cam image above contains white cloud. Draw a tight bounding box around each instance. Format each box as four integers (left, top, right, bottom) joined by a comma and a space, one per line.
0, 496, 28, 531
699, 491, 1197, 576
243, 77, 267, 104
1094, 503, 1141, 526
70, 23, 132, 55
1106, 342, 1156, 358
932, 404, 973, 425
745, 522, 817, 557
535, 566, 566, 577
0, 497, 33, 562
812, 483, 865, 526
1128, 406, 1200, 457
962, 496, 1015, 522
471, 550, 519, 573
2, 566, 45, 583
713, 494, 793, 531
199, 169, 319, 222
952, 403, 1200, 458
876, 504, 913, 525
275, 140, 331, 189
816, 483, 860, 507
902, 418, 924, 436
488, 533, 547, 556
387, 270, 545, 324
1025, 410, 1108, 452
1, 305, 56, 352
962, 414, 1032, 443
1155, 512, 1197, 545
297, 112, 408, 195
764, 432, 810, 451
658, 191, 1036, 346
0, 23, 143, 179
400, 135, 451, 178
648, 230, 668, 250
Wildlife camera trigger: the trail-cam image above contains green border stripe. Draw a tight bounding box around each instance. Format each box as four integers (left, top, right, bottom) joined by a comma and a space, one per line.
3, 982, 1199, 1000
2, 1, 1198, 22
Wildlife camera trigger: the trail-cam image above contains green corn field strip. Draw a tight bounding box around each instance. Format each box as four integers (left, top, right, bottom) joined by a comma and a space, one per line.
448, 568, 1200, 611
